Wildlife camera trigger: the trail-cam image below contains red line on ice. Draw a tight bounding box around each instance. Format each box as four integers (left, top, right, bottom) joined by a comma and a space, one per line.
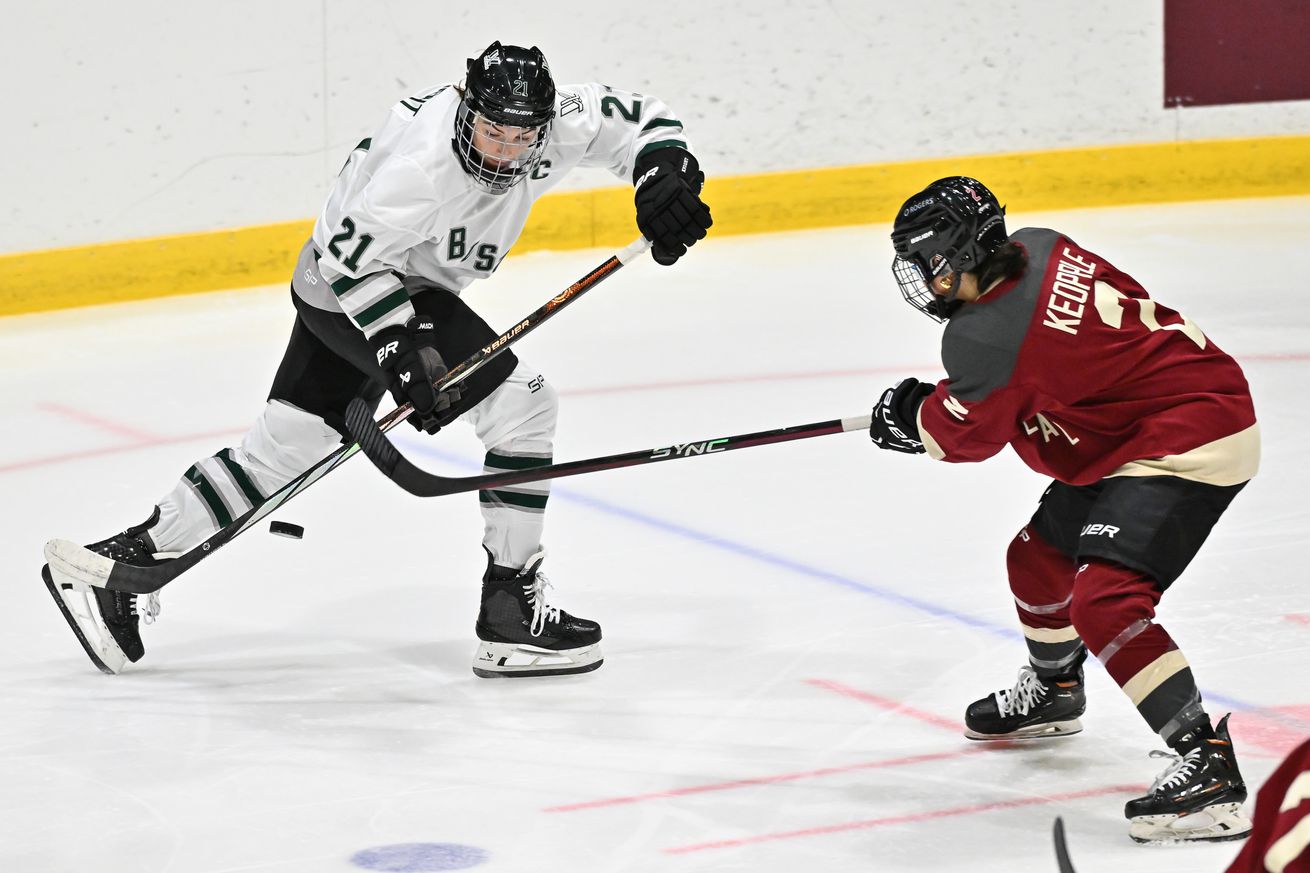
1286, 614, 1310, 627
542, 747, 988, 813
804, 678, 962, 733
0, 428, 243, 475
1229, 707, 1310, 758
9, 353, 1309, 475
37, 401, 161, 441
559, 365, 926, 397
662, 783, 1139, 854
560, 352, 1310, 398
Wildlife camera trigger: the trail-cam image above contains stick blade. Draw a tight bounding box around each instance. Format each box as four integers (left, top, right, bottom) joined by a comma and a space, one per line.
1053, 817, 1078, 873
44, 537, 184, 594
44, 539, 115, 591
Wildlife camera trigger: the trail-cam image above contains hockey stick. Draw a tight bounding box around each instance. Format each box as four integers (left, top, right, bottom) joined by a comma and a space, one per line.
1053, 817, 1077, 873
344, 396, 873, 498
43, 237, 653, 595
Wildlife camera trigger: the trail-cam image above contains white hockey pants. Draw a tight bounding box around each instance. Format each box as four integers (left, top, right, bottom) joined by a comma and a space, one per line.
149, 359, 557, 570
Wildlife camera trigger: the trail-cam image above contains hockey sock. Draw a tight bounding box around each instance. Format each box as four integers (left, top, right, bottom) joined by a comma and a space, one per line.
1167, 716, 1218, 751
1070, 559, 1206, 741
1007, 526, 1086, 678
150, 400, 342, 552
466, 362, 558, 568
478, 448, 552, 566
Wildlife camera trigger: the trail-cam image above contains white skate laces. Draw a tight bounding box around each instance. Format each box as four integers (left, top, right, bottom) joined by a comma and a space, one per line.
523, 572, 560, 637
995, 666, 1047, 717
1145, 747, 1202, 794
137, 592, 162, 625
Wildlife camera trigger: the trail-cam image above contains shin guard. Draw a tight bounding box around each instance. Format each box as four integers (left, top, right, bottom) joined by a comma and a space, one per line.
1071, 560, 1206, 741
1008, 526, 1086, 678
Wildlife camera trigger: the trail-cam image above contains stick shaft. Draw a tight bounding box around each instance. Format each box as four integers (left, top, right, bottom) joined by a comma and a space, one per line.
94, 238, 650, 594
349, 404, 871, 498
462, 415, 872, 492
379, 236, 653, 433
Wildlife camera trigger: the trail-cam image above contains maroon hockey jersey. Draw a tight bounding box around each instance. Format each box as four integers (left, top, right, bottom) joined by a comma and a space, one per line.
1226, 737, 1310, 873
916, 228, 1257, 485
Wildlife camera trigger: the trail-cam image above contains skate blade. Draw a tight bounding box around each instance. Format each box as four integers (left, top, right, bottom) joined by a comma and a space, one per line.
1128, 802, 1252, 844
472, 641, 603, 678
42, 564, 126, 675
964, 719, 1083, 741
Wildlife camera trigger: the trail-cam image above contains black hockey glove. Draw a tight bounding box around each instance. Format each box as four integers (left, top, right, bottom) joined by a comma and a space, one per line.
369, 316, 461, 434
869, 378, 935, 454
633, 147, 712, 266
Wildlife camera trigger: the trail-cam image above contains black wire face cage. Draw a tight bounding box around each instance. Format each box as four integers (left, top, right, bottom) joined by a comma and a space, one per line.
454, 100, 551, 194
892, 253, 953, 323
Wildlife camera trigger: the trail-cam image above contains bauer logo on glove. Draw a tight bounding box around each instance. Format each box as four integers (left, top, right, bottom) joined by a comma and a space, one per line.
869, 378, 934, 454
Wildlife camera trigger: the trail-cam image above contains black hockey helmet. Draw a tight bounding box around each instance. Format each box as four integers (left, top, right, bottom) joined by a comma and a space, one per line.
890, 176, 1008, 322
455, 41, 556, 193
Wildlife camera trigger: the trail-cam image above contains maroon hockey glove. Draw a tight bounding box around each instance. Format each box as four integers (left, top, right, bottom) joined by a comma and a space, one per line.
633, 147, 712, 266
869, 378, 934, 454
370, 317, 461, 434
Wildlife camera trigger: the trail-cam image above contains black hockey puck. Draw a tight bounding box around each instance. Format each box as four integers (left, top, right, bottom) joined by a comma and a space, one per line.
269, 521, 305, 539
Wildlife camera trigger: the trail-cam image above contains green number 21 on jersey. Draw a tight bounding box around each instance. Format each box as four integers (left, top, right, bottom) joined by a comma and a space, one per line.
327, 217, 374, 272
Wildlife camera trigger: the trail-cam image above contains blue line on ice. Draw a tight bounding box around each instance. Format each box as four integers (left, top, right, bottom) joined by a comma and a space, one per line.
403, 441, 1259, 714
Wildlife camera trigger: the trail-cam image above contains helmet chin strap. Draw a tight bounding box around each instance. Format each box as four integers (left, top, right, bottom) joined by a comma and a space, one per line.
930, 270, 966, 321
935, 265, 964, 303
934, 298, 965, 321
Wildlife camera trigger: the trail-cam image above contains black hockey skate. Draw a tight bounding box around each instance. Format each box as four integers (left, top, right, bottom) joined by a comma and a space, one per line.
964, 664, 1085, 740
1124, 714, 1252, 843
42, 508, 164, 675
473, 548, 602, 678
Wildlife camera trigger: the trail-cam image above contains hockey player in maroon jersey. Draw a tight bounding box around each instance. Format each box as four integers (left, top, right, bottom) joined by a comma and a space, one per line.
869, 176, 1259, 843
1227, 736, 1310, 871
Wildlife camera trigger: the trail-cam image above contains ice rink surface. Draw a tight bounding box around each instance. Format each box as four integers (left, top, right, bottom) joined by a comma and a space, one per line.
3, 197, 1309, 873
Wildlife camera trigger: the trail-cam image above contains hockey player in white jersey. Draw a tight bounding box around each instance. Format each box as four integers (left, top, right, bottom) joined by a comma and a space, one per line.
43, 41, 712, 678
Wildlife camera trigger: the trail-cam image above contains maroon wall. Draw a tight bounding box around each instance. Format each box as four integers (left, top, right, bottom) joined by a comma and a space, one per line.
1164, 0, 1310, 107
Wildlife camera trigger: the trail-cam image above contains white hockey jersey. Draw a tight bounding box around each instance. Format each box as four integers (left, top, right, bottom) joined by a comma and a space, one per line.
291, 82, 693, 338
